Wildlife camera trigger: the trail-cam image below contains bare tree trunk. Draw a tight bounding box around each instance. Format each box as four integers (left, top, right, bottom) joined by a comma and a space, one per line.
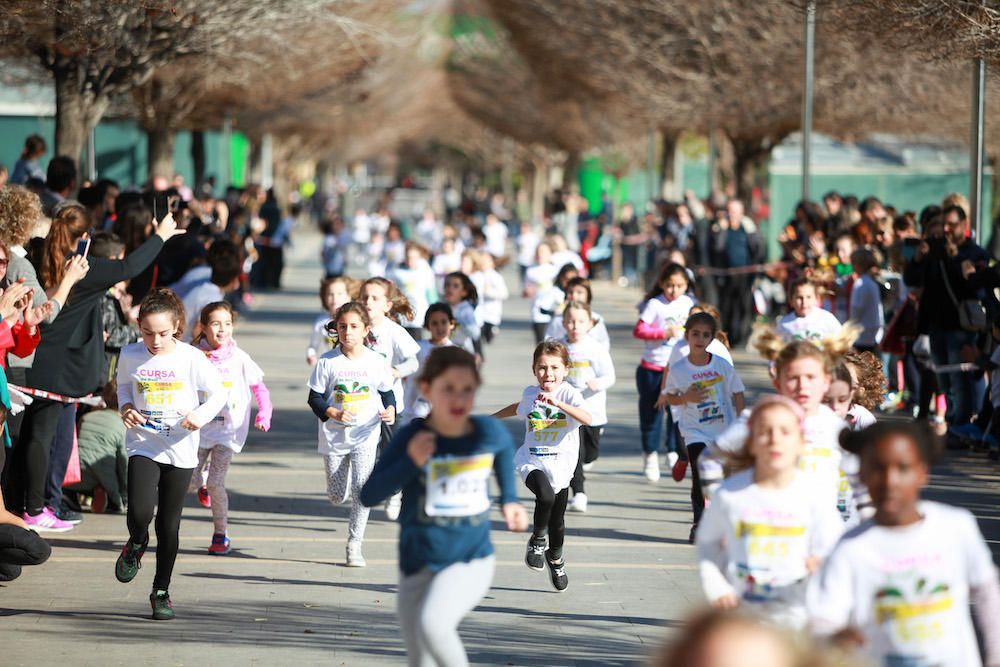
500, 139, 515, 206
563, 150, 581, 192
530, 157, 547, 223
659, 129, 679, 199
147, 127, 176, 182
53, 70, 109, 174
191, 130, 206, 187
730, 136, 772, 204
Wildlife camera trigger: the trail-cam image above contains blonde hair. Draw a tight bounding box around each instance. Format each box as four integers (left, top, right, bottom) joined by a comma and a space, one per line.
751, 322, 859, 376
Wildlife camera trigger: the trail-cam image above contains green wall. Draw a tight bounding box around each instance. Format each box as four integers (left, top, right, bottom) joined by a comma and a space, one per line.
0, 115, 246, 193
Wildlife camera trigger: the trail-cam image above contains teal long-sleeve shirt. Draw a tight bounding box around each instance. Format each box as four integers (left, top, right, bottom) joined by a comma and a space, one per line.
360, 415, 518, 575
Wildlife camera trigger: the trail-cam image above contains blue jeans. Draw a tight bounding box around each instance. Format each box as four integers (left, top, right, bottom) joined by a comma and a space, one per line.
636, 366, 681, 456
928, 328, 978, 426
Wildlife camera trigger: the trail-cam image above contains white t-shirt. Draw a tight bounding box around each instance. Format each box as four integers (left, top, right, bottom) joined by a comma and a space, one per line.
667, 338, 733, 367
307, 312, 337, 360
697, 469, 844, 628
808, 501, 997, 667
473, 269, 509, 326
564, 336, 615, 426
551, 250, 584, 273
431, 251, 462, 286
182, 282, 224, 342
367, 319, 421, 410
450, 300, 481, 350
777, 308, 842, 343
483, 222, 508, 257
638, 294, 696, 368
802, 406, 852, 518
116, 341, 226, 468
402, 339, 460, 422
389, 263, 437, 328
518, 232, 540, 267
514, 383, 586, 492
525, 264, 559, 323
847, 404, 877, 430
307, 347, 394, 455
545, 311, 611, 350
200, 343, 265, 452
665, 353, 745, 445
849, 274, 885, 348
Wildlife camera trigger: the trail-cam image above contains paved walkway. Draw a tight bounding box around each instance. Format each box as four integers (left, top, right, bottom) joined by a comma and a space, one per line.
3, 226, 997, 666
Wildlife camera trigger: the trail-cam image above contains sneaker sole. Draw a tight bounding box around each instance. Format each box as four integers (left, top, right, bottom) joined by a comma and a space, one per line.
208, 548, 231, 556
151, 611, 175, 620
29, 524, 73, 533
345, 561, 366, 568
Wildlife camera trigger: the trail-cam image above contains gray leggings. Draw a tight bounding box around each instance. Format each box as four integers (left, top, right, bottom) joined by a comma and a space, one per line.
397, 555, 495, 667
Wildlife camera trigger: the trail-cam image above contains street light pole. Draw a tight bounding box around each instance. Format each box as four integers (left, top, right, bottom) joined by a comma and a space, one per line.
970, 57, 986, 242
801, 0, 816, 202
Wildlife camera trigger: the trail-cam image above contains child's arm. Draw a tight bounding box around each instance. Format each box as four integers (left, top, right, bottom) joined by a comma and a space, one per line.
184, 360, 227, 430
694, 499, 738, 608
492, 402, 518, 419
632, 319, 666, 340
544, 395, 592, 426
665, 384, 709, 406
251, 381, 272, 431
378, 389, 396, 425
360, 425, 425, 507
307, 321, 324, 364
732, 391, 745, 414
587, 349, 616, 392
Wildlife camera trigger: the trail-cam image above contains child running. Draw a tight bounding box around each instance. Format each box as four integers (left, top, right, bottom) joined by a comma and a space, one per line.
544, 276, 611, 349
560, 301, 615, 513
696, 396, 844, 629
190, 301, 272, 555
307, 276, 354, 366
403, 303, 467, 424
633, 262, 696, 482
442, 271, 482, 359
471, 250, 509, 344
493, 340, 593, 592
307, 302, 396, 567
114, 288, 226, 620
663, 312, 745, 542
360, 277, 421, 520
808, 421, 1000, 666
360, 347, 529, 667
777, 276, 842, 343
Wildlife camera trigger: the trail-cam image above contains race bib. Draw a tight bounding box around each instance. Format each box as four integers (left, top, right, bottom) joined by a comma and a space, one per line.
425, 453, 494, 517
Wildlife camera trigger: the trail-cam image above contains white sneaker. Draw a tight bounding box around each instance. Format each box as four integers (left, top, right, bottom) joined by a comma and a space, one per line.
582, 461, 595, 472
666, 451, 680, 469
569, 492, 588, 513
384, 492, 402, 521
643, 453, 660, 482
346, 543, 366, 567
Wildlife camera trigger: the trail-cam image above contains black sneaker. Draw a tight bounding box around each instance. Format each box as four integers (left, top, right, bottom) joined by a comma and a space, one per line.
54, 505, 83, 525
525, 535, 547, 571
688, 523, 699, 545
115, 538, 148, 583
545, 551, 568, 592
150, 589, 175, 620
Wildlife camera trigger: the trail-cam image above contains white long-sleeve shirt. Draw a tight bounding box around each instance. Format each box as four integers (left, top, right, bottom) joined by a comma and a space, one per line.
563, 336, 615, 426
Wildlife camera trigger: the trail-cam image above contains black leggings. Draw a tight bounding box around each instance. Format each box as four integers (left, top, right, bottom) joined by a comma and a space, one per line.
687, 443, 707, 525
570, 426, 602, 494
126, 456, 193, 591
525, 471, 568, 556
532, 323, 547, 344
0, 524, 52, 581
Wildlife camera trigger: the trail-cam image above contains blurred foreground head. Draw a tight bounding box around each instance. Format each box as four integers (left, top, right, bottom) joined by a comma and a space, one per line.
655, 610, 831, 667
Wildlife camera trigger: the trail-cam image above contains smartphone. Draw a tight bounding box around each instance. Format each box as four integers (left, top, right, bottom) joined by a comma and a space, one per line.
76, 237, 91, 258
901, 237, 920, 262
152, 192, 169, 223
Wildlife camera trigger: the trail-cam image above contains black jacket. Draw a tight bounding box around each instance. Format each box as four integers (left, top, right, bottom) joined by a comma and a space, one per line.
26, 236, 164, 397
903, 239, 995, 334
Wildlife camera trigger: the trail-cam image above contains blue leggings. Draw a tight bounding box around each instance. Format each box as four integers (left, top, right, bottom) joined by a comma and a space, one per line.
635, 365, 681, 456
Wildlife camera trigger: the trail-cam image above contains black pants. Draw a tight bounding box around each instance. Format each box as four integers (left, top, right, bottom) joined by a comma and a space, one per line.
482, 323, 496, 344
525, 470, 568, 556
405, 327, 422, 342
126, 456, 193, 591
570, 426, 602, 495
687, 442, 707, 525
46, 402, 77, 511
719, 274, 753, 346
0, 524, 52, 581
532, 323, 547, 344
9, 397, 64, 515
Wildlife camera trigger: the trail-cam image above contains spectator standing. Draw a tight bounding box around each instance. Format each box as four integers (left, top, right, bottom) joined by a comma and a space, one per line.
10, 135, 47, 187
713, 199, 763, 347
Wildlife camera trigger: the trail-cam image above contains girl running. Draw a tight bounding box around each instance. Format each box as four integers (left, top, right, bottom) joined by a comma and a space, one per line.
360, 347, 529, 667
389, 242, 438, 341
307, 276, 355, 366
696, 396, 844, 629
472, 250, 509, 344
544, 276, 610, 349
190, 301, 272, 555
402, 303, 468, 425
493, 340, 592, 592
663, 312, 745, 542
808, 421, 1000, 666
560, 302, 615, 513
776, 276, 842, 343
633, 262, 695, 482
307, 302, 396, 567
523, 242, 557, 344
114, 289, 227, 620
442, 271, 482, 359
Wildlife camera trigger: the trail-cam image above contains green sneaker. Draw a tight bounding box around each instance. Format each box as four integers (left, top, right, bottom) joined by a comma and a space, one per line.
150, 589, 175, 620
115, 537, 147, 583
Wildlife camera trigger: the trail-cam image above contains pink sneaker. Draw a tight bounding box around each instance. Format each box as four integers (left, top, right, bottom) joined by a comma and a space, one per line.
197, 486, 211, 509
23, 507, 73, 532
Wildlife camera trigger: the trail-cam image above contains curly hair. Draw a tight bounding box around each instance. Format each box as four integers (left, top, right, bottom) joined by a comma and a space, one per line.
0, 185, 42, 247
843, 349, 887, 411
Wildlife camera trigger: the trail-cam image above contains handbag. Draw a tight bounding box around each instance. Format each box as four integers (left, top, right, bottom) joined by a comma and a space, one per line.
939, 261, 988, 332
